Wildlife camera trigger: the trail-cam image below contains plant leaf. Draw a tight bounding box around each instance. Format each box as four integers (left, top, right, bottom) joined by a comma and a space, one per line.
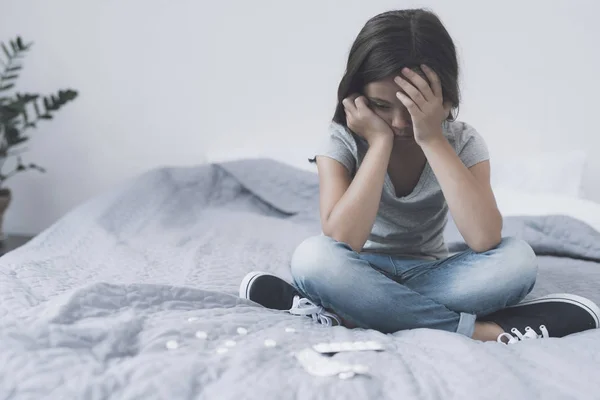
4, 99, 25, 115
1, 43, 12, 59
1, 106, 19, 121
0, 83, 15, 92
6, 65, 22, 72
10, 40, 17, 53
11, 137, 28, 145
30, 164, 46, 173
16, 156, 26, 170
2, 74, 18, 80
39, 114, 53, 120
59, 89, 78, 101
4, 126, 27, 146
16, 37, 33, 50
18, 93, 38, 102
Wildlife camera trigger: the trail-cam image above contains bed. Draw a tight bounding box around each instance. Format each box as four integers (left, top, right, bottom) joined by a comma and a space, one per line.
1, 158, 599, 399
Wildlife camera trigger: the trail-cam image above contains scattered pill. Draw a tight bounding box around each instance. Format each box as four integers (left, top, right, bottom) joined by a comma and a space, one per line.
166, 340, 179, 350
195, 331, 208, 339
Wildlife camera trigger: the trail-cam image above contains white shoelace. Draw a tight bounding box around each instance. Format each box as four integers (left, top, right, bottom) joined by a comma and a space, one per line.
497, 325, 550, 344
288, 296, 341, 327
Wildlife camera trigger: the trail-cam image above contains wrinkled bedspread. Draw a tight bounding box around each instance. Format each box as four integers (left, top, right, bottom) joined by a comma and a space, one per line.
1, 159, 599, 400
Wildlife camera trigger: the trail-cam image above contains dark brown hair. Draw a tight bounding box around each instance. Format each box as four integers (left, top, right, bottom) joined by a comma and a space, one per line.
333, 8, 460, 126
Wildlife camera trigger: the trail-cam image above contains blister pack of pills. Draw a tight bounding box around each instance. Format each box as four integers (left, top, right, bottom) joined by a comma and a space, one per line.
294, 348, 371, 380
312, 340, 384, 355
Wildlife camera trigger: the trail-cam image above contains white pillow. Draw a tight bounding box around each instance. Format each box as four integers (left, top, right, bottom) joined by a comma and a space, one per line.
493, 186, 600, 233
490, 150, 587, 198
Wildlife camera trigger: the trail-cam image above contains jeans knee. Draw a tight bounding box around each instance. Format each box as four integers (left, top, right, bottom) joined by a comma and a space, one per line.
290, 235, 341, 284
498, 237, 538, 291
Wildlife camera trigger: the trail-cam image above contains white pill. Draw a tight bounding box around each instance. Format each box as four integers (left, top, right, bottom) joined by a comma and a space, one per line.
353, 364, 369, 374
187, 317, 198, 322
338, 371, 355, 380
285, 327, 296, 333
237, 327, 248, 335
340, 342, 353, 351
165, 340, 179, 350
195, 331, 208, 339
216, 347, 229, 354
313, 343, 329, 353
366, 341, 381, 349
314, 343, 326, 350
336, 362, 354, 372
264, 339, 277, 348
225, 340, 236, 347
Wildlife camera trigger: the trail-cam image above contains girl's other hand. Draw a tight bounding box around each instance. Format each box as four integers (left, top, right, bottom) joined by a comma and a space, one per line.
342, 94, 394, 146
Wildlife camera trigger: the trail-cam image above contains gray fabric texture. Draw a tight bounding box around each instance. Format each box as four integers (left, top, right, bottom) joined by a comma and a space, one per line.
1, 158, 599, 400
313, 120, 490, 259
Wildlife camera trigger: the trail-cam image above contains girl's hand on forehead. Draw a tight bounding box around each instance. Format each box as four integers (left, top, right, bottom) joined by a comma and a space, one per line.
393, 65, 452, 145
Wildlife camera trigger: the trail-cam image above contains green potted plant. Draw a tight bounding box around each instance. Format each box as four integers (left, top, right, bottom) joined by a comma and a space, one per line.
0, 36, 78, 240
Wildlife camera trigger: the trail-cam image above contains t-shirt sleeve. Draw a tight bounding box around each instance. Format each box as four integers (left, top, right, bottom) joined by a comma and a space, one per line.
312, 122, 358, 174
456, 122, 490, 168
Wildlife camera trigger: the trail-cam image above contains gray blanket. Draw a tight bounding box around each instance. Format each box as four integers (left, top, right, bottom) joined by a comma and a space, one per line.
1, 158, 599, 399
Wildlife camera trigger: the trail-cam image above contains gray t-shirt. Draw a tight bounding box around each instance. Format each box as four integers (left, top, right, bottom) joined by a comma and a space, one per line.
314, 120, 490, 260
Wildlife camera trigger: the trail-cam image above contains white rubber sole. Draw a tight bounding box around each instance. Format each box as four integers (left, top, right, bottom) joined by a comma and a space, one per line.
511, 293, 600, 327
239, 271, 265, 300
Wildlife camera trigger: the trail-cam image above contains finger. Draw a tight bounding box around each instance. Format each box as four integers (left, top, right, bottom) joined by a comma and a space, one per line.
354, 96, 370, 111
420, 64, 443, 99
397, 67, 435, 101
394, 76, 427, 110
396, 91, 423, 117
342, 95, 358, 113
342, 100, 355, 116
355, 96, 375, 119
344, 108, 353, 124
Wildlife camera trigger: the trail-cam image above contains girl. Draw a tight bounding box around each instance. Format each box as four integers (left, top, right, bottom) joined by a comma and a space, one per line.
239, 9, 599, 343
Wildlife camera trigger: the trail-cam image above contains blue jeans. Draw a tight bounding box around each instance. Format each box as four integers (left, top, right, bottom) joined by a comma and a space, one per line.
290, 235, 538, 337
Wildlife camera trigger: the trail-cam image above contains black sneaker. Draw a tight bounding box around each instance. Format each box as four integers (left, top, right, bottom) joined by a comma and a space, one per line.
483, 293, 600, 344
239, 271, 341, 326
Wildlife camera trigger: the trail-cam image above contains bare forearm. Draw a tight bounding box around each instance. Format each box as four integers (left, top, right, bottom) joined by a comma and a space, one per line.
324, 138, 393, 251
420, 136, 502, 252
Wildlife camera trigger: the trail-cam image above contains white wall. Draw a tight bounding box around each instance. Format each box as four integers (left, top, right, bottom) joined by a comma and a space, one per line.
1, 0, 599, 235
